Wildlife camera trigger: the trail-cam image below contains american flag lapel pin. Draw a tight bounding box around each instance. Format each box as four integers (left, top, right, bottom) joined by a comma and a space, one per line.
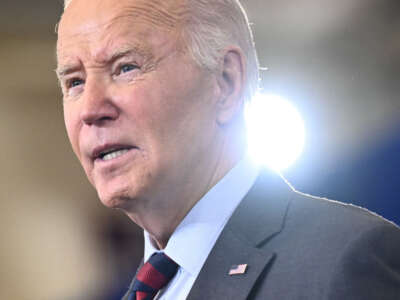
229, 264, 248, 275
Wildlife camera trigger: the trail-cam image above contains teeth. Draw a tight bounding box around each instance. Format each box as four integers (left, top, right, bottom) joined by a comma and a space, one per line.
102, 149, 130, 161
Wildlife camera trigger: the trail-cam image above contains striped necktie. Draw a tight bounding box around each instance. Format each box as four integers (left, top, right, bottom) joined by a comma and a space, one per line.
129, 252, 179, 300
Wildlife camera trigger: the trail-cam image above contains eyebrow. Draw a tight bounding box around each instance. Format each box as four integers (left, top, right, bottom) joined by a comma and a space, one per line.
56, 45, 151, 78
56, 64, 81, 78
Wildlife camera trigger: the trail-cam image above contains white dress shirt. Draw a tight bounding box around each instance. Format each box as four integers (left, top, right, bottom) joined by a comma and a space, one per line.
143, 155, 260, 299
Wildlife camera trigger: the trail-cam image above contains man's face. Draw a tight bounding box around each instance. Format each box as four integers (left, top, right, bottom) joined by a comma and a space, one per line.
57, 0, 219, 211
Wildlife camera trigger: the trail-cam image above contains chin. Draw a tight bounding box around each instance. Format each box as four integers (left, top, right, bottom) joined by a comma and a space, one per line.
96, 184, 133, 210
91, 169, 151, 212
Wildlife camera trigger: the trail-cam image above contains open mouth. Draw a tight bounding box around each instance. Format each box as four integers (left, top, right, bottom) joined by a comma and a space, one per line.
100, 148, 131, 161
93, 145, 136, 162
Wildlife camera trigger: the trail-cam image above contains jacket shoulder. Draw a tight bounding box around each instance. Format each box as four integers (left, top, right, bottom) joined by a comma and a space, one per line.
252, 179, 400, 299
288, 188, 398, 233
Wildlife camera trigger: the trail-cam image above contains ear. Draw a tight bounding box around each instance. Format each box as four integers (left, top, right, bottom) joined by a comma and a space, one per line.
216, 47, 246, 126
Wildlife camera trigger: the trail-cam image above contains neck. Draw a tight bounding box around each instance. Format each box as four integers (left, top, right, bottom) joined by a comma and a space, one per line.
125, 126, 246, 249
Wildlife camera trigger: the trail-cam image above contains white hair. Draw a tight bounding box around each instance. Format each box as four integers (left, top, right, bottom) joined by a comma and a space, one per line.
183, 0, 259, 102
64, 0, 72, 8
63, 0, 259, 102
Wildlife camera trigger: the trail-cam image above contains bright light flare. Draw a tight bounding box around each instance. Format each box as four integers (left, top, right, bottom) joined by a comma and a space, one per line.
245, 94, 306, 171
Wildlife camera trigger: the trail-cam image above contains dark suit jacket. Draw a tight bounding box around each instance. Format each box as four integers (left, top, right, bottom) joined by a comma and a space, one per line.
124, 169, 400, 299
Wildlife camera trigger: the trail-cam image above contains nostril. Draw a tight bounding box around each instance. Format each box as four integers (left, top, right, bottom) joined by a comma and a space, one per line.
82, 112, 117, 125
96, 115, 115, 125
99, 116, 113, 122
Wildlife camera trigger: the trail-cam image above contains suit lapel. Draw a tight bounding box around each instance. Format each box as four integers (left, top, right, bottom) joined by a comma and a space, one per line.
186, 228, 276, 300
187, 169, 293, 300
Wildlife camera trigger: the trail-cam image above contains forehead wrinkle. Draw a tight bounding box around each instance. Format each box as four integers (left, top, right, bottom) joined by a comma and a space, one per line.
93, 42, 154, 67
57, 24, 103, 66
58, 26, 153, 70
114, 0, 189, 30
57, 0, 190, 75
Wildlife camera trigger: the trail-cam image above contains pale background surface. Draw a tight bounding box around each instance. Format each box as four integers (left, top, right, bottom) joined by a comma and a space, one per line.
1, 0, 399, 299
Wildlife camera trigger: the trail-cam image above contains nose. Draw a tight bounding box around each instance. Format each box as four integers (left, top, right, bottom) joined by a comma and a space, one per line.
80, 78, 119, 126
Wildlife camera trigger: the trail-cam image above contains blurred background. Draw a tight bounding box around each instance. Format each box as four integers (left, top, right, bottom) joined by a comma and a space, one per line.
0, 0, 399, 299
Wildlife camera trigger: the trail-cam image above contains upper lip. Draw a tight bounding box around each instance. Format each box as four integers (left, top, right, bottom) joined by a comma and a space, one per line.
91, 144, 136, 160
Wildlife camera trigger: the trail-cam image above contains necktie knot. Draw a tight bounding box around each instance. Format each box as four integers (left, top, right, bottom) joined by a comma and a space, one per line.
130, 252, 179, 300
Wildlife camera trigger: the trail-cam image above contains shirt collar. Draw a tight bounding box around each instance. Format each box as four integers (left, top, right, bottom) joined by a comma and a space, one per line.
144, 155, 260, 276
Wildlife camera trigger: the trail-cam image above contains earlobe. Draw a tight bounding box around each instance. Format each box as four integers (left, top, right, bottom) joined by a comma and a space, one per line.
216, 47, 246, 126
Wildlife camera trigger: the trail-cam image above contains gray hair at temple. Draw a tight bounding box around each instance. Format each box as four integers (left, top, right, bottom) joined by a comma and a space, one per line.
63, 0, 259, 102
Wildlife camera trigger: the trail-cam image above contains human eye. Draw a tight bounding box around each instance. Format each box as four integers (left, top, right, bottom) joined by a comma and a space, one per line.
113, 62, 140, 82
62, 77, 85, 97
68, 77, 85, 88
120, 64, 138, 74
114, 62, 141, 77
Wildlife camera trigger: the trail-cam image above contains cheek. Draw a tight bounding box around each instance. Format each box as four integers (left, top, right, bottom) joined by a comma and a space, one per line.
122, 87, 166, 133
63, 105, 81, 157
